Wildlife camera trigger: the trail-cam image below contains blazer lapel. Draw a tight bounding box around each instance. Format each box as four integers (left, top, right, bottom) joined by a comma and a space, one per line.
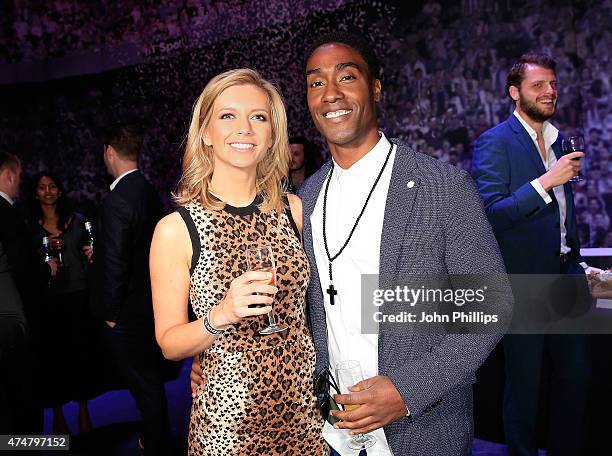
508, 115, 547, 176
379, 142, 419, 280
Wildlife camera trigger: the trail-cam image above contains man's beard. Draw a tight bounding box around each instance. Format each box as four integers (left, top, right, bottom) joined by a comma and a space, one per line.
520, 93, 556, 123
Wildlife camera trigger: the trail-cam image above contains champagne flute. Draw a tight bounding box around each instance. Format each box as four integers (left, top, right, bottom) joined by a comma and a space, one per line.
561, 135, 586, 182
246, 245, 288, 335
335, 360, 377, 450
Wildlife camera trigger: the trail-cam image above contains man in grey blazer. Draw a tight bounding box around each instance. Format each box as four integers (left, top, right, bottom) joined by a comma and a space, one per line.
300, 32, 512, 455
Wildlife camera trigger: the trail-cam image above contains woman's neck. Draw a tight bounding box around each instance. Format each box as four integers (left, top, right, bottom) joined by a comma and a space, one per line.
210, 168, 257, 207
40, 204, 60, 232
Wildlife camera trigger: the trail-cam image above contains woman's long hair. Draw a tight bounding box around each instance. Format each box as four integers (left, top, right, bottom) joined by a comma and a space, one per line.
29, 172, 72, 232
174, 68, 290, 213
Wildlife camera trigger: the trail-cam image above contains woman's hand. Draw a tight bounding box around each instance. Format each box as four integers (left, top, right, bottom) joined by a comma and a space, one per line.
209, 270, 276, 328
83, 245, 93, 263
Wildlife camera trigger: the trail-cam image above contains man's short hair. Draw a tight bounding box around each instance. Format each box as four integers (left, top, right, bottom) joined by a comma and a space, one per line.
0, 151, 20, 172
103, 123, 143, 161
305, 31, 381, 81
506, 53, 557, 94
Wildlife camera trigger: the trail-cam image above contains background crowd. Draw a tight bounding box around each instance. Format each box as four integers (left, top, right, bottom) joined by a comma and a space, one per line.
0, 0, 610, 248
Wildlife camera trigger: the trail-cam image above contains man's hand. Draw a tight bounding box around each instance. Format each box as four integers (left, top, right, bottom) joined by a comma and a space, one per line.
190, 356, 205, 398
538, 151, 583, 191
588, 271, 612, 299
105, 320, 116, 328
332, 375, 407, 434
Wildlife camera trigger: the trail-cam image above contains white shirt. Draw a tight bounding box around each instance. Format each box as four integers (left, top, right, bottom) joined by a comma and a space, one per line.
109, 168, 138, 191
0, 191, 14, 206
311, 133, 395, 455
514, 111, 571, 254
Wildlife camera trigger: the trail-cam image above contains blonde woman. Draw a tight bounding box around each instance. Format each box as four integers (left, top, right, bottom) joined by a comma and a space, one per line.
150, 69, 325, 455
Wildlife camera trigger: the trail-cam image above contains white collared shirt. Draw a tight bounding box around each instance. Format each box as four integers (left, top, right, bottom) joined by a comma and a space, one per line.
109, 168, 138, 191
311, 133, 395, 455
514, 111, 571, 254
0, 191, 14, 206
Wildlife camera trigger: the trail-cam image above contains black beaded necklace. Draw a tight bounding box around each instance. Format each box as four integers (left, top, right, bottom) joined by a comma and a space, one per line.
322, 142, 394, 305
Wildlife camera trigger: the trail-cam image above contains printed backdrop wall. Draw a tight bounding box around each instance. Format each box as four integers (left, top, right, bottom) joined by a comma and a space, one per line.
1, 0, 610, 246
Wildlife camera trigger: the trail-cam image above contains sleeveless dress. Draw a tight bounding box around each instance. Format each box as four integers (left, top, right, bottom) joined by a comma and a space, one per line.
179, 196, 326, 455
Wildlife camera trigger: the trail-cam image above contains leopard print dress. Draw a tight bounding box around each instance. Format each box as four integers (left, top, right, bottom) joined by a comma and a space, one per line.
180, 196, 326, 455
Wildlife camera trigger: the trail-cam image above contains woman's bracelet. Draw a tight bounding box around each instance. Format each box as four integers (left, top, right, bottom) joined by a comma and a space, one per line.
203, 307, 225, 336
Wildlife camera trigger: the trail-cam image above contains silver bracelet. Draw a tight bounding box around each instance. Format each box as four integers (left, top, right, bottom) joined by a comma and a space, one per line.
203, 308, 224, 336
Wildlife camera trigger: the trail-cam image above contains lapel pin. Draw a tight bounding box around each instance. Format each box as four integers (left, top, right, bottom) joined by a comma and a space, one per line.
407, 180, 415, 189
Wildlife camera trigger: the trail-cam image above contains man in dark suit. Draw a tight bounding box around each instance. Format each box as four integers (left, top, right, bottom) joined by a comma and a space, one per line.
0, 152, 56, 433
93, 125, 172, 454
472, 53, 591, 456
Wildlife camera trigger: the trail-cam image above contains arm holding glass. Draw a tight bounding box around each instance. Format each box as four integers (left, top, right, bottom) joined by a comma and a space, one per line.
151, 212, 275, 361
537, 151, 583, 191
331, 373, 407, 435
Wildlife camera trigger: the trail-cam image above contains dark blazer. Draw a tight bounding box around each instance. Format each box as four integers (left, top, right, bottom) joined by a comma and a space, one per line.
472, 114, 581, 274
0, 197, 49, 329
299, 140, 513, 455
92, 171, 163, 324
0, 240, 26, 355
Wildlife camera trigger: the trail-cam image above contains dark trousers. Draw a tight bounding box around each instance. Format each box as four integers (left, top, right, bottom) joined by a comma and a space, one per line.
105, 320, 172, 456
0, 317, 43, 434
503, 333, 590, 456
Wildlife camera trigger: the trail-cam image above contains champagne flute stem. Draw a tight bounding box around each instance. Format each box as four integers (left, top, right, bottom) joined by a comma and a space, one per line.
267, 313, 278, 327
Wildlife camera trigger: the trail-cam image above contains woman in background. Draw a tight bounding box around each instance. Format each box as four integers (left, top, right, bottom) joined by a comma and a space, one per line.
29, 173, 99, 435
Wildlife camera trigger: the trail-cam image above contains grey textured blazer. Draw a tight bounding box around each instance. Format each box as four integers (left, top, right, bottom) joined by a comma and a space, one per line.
299, 140, 512, 455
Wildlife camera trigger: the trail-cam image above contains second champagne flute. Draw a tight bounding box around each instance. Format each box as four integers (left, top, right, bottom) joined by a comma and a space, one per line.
335, 360, 377, 450
246, 245, 288, 335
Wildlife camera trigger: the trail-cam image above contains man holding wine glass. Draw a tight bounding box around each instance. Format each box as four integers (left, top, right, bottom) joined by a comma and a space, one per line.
473, 53, 596, 456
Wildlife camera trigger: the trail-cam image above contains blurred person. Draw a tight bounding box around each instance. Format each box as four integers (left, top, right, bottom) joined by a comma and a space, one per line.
28, 172, 101, 435
286, 135, 318, 192
0, 152, 54, 433
150, 69, 325, 454
473, 53, 594, 456
91, 124, 175, 455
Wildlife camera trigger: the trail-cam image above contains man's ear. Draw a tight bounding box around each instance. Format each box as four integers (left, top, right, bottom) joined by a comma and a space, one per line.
509, 85, 520, 102
373, 79, 382, 103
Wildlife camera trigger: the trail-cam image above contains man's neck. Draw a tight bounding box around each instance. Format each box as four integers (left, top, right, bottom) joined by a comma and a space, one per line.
290, 167, 306, 188
112, 162, 138, 179
328, 128, 381, 169
516, 107, 544, 135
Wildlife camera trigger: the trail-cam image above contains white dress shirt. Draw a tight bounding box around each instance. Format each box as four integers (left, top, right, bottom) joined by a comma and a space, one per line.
311, 133, 395, 455
0, 191, 14, 206
514, 111, 571, 254
109, 168, 138, 191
